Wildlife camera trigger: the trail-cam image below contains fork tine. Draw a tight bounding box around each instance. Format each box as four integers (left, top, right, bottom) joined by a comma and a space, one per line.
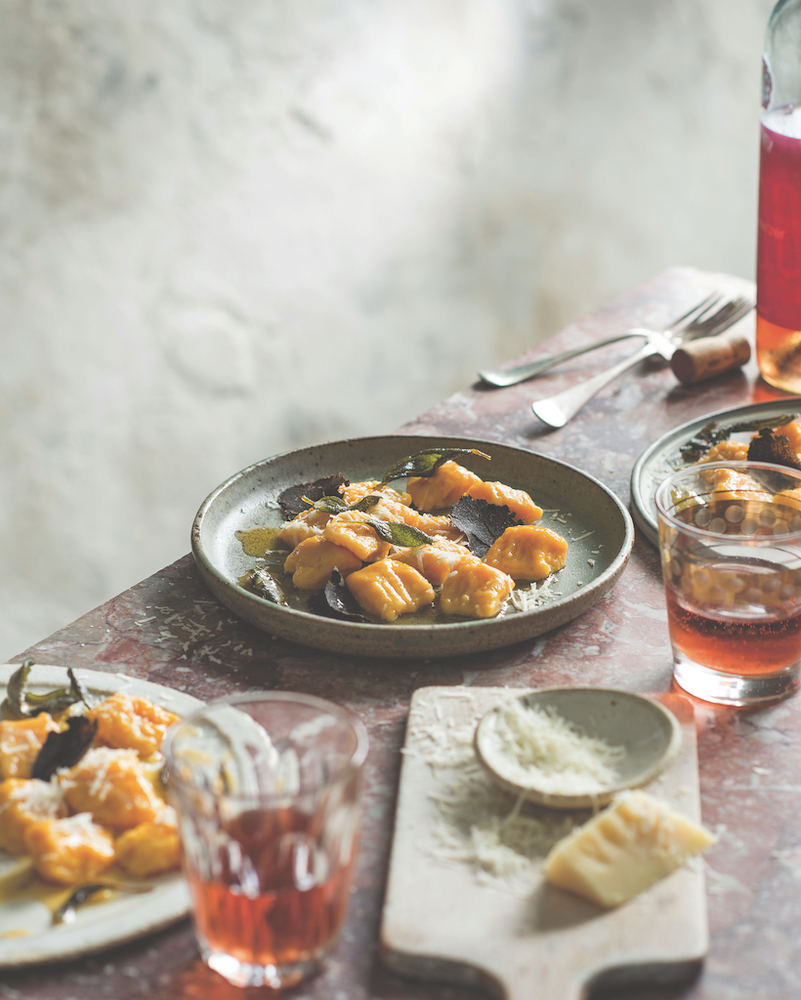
687, 296, 754, 338
667, 292, 722, 331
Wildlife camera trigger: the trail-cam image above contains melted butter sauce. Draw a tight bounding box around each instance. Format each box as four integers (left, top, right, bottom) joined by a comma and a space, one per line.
235, 527, 282, 557
0, 858, 122, 927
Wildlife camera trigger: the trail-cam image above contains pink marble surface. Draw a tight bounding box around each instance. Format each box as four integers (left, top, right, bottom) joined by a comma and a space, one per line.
6, 266, 799, 999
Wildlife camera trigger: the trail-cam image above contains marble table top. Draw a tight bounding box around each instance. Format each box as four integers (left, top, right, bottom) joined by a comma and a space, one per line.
7, 266, 798, 1000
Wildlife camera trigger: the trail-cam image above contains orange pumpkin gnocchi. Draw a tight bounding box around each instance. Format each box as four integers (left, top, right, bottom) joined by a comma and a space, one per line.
323, 511, 393, 562
0, 670, 183, 898
115, 809, 182, 878
439, 555, 515, 619
0, 713, 61, 780
465, 481, 543, 524
346, 561, 435, 622
284, 536, 363, 589
88, 691, 179, 757
60, 747, 164, 832
24, 813, 116, 885
407, 461, 482, 512
484, 525, 569, 581
388, 537, 468, 586
0, 778, 68, 854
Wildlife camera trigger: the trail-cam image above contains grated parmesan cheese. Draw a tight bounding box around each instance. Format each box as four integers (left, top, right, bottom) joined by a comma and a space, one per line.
0, 778, 65, 816
406, 691, 585, 895
482, 700, 625, 795
57, 746, 139, 802
510, 575, 561, 612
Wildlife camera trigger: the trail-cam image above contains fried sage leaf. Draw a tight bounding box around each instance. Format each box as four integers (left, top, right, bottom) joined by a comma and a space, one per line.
450, 496, 521, 559
307, 570, 370, 622
368, 520, 432, 547
244, 567, 288, 605
277, 474, 350, 519
31, 715, 98, 781
1, 660, 92, 721
379, 448, 490, 485
680, 413, 800, 462
304, 494, 384, 515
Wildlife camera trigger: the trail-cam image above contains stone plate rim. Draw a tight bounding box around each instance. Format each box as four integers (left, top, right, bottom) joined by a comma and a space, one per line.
0, 663, 203, 969
191, 434, 634, 659
630, 397, 801, 548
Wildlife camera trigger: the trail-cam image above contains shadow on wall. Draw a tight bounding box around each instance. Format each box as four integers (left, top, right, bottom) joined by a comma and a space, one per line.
0, 0, 772, 658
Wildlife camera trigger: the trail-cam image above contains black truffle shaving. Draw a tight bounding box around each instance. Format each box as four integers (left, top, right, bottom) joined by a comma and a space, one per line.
747, 428, 801, 471
31, 716, 98, 781
277, 474, 350, 520
450, 496, 522, 559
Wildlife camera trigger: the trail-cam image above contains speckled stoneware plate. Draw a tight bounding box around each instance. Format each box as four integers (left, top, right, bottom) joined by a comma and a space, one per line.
191, 435, 634, 659
630, 397, 801, 548
0, 664, 201, 969
474, 686, 683, 809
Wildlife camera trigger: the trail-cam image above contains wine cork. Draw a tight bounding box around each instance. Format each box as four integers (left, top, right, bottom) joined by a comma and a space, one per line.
671, 330, 752, 384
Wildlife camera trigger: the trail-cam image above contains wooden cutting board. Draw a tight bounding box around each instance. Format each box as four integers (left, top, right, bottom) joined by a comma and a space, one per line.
380, 686, 708, 1000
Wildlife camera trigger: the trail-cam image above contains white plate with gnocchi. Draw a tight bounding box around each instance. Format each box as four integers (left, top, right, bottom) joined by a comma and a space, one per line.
192, 435, 635, 658
0, 663, 204, 968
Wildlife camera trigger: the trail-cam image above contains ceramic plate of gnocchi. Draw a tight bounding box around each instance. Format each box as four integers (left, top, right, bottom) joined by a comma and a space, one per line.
192, 435, 635, 658
0, 663, 204, 968
630, 397, 801, 548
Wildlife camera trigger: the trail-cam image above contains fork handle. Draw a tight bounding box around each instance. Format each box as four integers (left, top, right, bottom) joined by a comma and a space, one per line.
477, 330, 649, 387
531, 340, 659, 428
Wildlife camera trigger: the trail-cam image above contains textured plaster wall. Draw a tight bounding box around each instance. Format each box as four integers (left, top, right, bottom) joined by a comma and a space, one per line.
0, 0, 775, 658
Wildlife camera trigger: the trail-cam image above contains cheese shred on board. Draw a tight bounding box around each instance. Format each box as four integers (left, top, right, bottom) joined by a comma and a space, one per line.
484, 700, 626, 795
404, 689, 712, 907
406, 692, 580, 894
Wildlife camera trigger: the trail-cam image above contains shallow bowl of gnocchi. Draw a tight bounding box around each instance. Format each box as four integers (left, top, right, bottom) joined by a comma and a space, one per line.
192, 435, 635, 659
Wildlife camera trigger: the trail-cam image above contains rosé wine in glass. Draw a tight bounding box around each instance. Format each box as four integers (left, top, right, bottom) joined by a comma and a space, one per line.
656, 462, 801, 706
164, 692, 367, 990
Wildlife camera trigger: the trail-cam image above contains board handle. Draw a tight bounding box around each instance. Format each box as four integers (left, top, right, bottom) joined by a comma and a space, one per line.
505, 971, 584, 1000
505, 957, 707, 1000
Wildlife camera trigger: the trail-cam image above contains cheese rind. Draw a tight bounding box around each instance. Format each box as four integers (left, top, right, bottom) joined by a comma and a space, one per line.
544, 790, 715, 908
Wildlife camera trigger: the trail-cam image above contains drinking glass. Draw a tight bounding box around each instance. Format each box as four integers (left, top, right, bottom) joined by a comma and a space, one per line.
655, 461, 801, 705
163, 691, 368, 989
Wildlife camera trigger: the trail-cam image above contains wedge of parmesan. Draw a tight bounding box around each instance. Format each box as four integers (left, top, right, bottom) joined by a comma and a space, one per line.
544, 790, 715, 908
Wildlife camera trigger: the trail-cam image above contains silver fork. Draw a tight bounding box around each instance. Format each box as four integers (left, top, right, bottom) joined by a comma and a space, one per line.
52, 879, 154, 924
477, 293, 719, 388
531, 295, 755, 429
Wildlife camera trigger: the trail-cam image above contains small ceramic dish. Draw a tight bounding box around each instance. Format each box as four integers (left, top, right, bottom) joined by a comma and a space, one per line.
474, 687, 683, 809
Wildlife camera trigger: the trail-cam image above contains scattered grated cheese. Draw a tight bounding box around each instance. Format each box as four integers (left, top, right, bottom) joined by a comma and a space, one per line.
406, 691, 587, 895
510, 576, 561, 612
44, 812, 112, 852
0, 778, 65, 818
58, 746, 139, 802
